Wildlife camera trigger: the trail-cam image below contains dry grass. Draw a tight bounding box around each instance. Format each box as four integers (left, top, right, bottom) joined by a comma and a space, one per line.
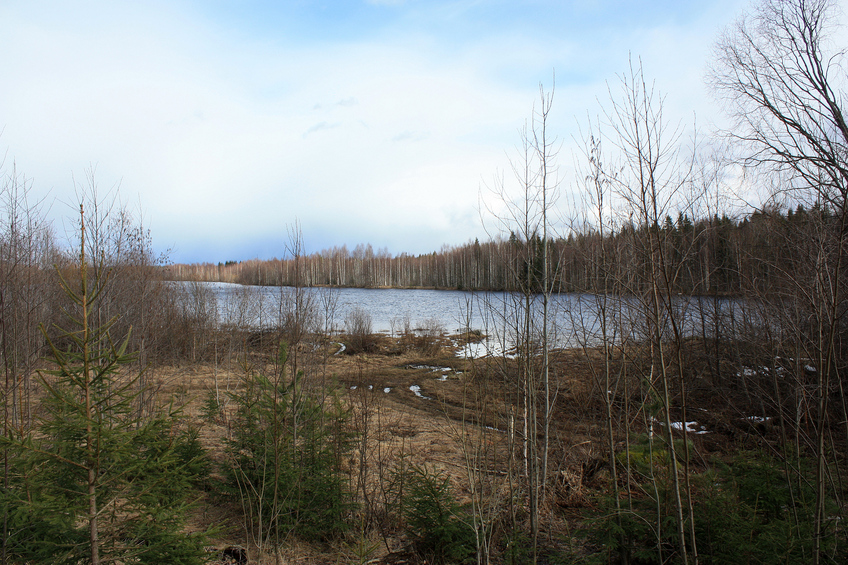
140, 335, 618, 563
24, 329, 821, 563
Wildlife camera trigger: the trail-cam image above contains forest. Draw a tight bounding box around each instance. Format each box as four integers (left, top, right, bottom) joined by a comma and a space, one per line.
169, 207, 801, 297
3, 0, 848, 563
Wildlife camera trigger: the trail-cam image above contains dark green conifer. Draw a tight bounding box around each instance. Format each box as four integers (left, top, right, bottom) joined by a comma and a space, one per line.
1, 205, 209, 565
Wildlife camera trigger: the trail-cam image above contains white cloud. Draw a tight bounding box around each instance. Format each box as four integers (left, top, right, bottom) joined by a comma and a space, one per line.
0, 0, 762, 262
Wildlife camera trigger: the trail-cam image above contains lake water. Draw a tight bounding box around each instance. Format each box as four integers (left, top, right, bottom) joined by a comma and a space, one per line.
179, 282, 748, 351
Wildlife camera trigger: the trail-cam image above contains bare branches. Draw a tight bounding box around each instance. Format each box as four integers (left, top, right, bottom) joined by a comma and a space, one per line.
711, 0, 848, 207
712, 3, 848, 563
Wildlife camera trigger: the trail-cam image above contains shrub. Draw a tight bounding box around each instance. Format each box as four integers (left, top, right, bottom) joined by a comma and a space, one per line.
224, 343, 355, 547
415, 317, 445, 354
581, 447, 846, 564
345, 307, 374, 353
402, 464, 475, 564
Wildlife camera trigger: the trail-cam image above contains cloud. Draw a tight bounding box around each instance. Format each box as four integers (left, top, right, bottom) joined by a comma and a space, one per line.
0, 0, 757, 263
303, 121, 342, 138
313, 97, 359, 110
392, 130, 429, 143
336, 97, 358, 107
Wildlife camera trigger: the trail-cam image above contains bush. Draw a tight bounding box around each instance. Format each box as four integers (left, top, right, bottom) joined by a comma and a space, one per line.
224, 343, 355, 546
345, 307, 374, 353
415, 317, 445, 354
693, 452, 841, 564
402, 464, 475, 564
581, 447, 846, 564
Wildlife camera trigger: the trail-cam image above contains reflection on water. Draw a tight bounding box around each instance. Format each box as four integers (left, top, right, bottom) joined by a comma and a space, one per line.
177, 281, 751, 352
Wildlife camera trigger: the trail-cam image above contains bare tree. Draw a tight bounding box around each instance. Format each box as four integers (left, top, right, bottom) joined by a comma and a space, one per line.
712, 2, 848, 561
572, 125, 634, 563
711, 0, 848, 209
1, 163, 53, 564
603, 59, 699, 565
481, 83, 560, 562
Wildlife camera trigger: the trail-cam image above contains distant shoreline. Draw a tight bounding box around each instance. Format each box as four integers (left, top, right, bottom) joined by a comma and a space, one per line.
164, 278, 745, 299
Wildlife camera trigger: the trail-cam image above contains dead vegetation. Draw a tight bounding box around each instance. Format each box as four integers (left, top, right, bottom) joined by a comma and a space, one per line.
131, 328, 785, 565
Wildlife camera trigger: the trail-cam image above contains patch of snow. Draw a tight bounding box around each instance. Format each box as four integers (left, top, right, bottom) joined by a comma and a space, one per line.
350, 385, 357, 390
368, 385, 373, 390
334, 342, 346, 355
409, 385, 431, 400
746, 416, 771, 424
409, 364, 453, 372
805, 365, 817, 373
383, 387, 391, 393
456, 341, 504, 358
668, 421, 710, 435
437, 374, 449, 382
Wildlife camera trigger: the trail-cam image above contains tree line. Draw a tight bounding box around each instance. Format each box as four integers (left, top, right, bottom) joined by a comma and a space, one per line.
167, 205, 822, 297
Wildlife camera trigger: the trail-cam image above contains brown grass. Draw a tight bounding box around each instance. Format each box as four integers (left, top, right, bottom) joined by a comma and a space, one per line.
145, 333, 608, 563
141, 333, 756, 564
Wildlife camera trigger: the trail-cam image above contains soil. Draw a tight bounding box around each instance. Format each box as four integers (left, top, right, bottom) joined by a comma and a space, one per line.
149, 332, 773, 564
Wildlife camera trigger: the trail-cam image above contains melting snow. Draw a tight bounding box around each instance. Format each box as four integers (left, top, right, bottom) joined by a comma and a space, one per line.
408, 365, 458, 381
409, 385, 431, 400
668, 421, 710, 435
746, 416, 771, 424
350, 384, 392, 394
457, 342, 490, 358
409, 364, 452, 372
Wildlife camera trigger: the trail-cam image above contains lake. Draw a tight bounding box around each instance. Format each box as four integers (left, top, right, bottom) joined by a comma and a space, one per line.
178, 281, 748, 350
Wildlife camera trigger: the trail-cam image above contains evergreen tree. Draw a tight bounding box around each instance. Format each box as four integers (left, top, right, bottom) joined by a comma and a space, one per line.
1, 205, 209, 565
224, 343, 353, 552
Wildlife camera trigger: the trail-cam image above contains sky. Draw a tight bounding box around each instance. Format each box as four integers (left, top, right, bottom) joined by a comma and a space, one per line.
0, 0, 757, 264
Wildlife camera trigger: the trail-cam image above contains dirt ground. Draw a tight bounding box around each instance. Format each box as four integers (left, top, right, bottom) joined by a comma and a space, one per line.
146, 333, 763, 564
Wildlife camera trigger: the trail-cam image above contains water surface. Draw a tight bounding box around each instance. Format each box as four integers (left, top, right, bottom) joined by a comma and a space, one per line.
179, 282, 749, 350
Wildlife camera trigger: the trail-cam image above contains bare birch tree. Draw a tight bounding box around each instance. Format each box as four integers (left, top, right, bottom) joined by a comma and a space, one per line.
603, 59, 699, 564
711, 1, 848, 560
481, 83, 560, 562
